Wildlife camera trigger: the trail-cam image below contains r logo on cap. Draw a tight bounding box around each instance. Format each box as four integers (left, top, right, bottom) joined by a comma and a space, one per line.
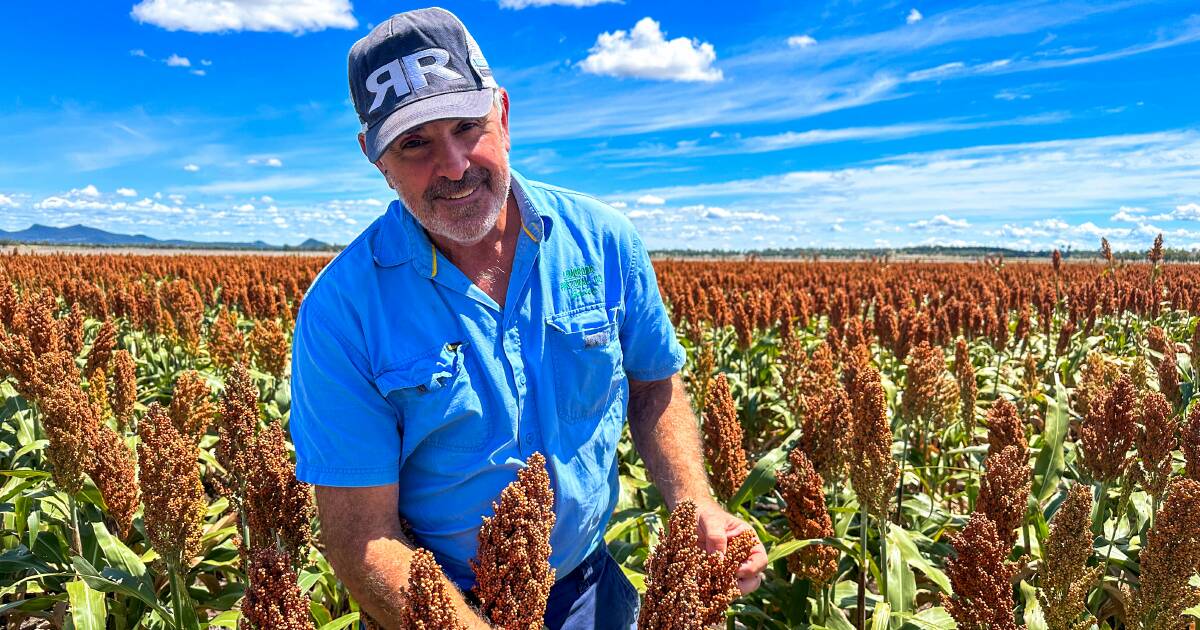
365, 48, 465, 115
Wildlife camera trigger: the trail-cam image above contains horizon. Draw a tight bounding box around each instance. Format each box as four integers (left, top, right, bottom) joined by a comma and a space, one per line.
2, 1, 1199, 250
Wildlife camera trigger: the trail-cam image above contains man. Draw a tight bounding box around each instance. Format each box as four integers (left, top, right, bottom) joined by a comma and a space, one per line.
289, 7, 766, 629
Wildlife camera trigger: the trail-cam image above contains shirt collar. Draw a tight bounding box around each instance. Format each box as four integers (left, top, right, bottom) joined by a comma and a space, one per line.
371, 168, 554, 270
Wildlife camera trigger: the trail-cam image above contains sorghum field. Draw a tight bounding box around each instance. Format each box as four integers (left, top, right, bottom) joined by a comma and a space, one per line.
2, 237, 1200, 629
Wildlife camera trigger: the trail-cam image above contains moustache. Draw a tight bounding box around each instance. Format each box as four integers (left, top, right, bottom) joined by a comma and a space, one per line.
425, 167, 491, 202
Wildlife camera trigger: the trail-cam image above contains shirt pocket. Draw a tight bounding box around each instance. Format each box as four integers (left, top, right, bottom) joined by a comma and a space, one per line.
545, 304, 625, 424
376, 341, 491, 452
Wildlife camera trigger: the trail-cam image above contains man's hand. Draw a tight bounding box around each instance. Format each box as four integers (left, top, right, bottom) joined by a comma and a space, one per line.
694, 498, 768, 594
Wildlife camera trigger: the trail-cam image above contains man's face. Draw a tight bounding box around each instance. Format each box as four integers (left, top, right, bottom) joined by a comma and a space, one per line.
365, 90, 512, 247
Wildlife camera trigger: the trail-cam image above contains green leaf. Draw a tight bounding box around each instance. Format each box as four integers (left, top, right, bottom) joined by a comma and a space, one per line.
67, 578, 107, 630
728, 428, 800, 507
884, 533, 915, 626
1033, 373, 1070, 503
317, 612, 362, 630
887, 523, 952, 595
870, 602, 891, 630
1021, 580, 1048, 630
70, 556, 172, 622
206, 610, 241, 628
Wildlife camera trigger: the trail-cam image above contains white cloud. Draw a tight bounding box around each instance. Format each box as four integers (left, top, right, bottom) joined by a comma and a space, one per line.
906, 8, 923, 24
131, 0, 357, 34
130, 49, 147, 57
0, 194, 18, 208
609, 201, 628, 209
260, 195, 275, 203
116, 187, 138, 197
906, 62, 965, 81
500, 0, 619, 7
627, 209, 662, 219
995, 89, 1032, 101
265, 157, 283, 167
236, 203, 255, 212
183, 164, 200, 172
579, 17, 722, 83
1110, 206, 1149, 222
909, 214, 970, 230
1173, 202, 1200, 220
637, 194, 666, 205
788, 35, 817, 48
165, 54, 191, 67
190, 69, 206, 77
200, 59, 212, 66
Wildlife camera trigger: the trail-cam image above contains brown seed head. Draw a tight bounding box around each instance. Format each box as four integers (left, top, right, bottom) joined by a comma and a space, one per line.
776, 448, 838, 586
471, 452, 556, 630
848, 364, 898, 519
168, 370, 215, 440
400, 548, 468, 630
797, 382, 852, 483
244, 419, 315, 561
84, 319, 117, 376
955, 338, 978, 437
138, 403, 207, 568
1038, 485, 1101, 630
88, 422, 139, 539
1136, 391, 1177, 502
250, 319, 289, 378
1155, 351, 1180, 409
241, 545, 312, 630
40, 375, 99, 494
1184, 402, 1200, 482
109, 349, 137, 430
1128, 478, 1200, 628
977, 445, 1032, 552
1146, 326, 1169, 358
941, 513, 1020, 630
1079, 374, 1137, 483
702, 374, 748, 500
985, 398, 1027, 460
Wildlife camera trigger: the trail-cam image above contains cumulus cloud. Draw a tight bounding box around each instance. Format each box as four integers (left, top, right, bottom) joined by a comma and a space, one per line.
637, 194, 666, 205
183, 164, 200, 172
1173, 202, 1200, 220
74, 185, 102, 198
131, 0, 357, 34
0, 194, 18, 208
609, 201, 628, 209
130, 49, 147, 57
165, 54, 191, 67
116, 188, 138, 197
248, 157, 284, 167
190, 69, 206, 77
909, 214, 970, 230
500, 0, 619, 8
266, 157, 283, 167
788, 35, 817, 48
906, 8, 923, 24
200, 59, 212, 66
579, 17, 723, 82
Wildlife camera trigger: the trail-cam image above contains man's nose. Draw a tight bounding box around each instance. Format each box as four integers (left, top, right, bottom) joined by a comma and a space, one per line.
430, 139, 471, 182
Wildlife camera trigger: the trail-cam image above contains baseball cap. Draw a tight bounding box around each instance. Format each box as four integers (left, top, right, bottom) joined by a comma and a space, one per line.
348, 7, 498, 162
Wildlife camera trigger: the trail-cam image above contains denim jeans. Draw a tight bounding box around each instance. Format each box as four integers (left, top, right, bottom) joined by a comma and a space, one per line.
543, 545, 640, 630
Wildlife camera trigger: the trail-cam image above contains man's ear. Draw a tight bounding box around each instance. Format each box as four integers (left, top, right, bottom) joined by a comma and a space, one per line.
498, 88, 511, 152
359, 133, 386, 176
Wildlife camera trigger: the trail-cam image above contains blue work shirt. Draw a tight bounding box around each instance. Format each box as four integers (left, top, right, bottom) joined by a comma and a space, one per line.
289, 169, 685, 590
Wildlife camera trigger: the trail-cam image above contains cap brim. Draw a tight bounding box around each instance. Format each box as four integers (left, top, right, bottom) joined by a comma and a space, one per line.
364, 89, 494, 162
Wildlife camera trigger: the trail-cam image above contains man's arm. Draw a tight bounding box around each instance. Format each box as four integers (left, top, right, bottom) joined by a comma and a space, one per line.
315, 485, 491, 629
626, 373, 768, 594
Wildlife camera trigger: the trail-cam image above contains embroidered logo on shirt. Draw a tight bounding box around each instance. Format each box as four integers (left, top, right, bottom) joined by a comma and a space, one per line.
560, 264, 600, 300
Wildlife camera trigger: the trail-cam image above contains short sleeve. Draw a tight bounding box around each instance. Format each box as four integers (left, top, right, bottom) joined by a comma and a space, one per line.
618, 232, 686, 381
289, 301, 401, 487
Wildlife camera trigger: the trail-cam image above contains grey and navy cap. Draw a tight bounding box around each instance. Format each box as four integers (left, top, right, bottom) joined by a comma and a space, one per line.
349, 7, 498, 162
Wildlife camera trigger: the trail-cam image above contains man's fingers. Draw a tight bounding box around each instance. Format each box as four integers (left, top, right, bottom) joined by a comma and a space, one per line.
736, 543, 768, 577
736, 572, 764, 595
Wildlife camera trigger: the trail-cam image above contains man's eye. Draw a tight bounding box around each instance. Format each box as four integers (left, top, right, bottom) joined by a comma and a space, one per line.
458, 122, 480, 132
400, 139, 425, 150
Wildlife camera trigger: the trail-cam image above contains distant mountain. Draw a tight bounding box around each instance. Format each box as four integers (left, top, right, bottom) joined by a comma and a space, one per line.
0, 224, 333, 251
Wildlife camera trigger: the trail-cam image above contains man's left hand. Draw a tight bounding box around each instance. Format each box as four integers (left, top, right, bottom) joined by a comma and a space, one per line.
693, 499, 768, 594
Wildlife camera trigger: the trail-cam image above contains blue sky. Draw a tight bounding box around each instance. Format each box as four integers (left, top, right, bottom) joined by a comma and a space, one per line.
1, 0, 1198, 250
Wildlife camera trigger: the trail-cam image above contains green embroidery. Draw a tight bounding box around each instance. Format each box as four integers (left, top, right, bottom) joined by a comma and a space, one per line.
560, 264, 599, 299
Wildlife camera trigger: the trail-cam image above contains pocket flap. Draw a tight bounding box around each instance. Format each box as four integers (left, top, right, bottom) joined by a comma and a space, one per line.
546, 305, 620, 350
376, 342, 466, 394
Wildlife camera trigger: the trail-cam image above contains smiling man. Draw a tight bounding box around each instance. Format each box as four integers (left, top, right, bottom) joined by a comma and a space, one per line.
288, 7, 766, 629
